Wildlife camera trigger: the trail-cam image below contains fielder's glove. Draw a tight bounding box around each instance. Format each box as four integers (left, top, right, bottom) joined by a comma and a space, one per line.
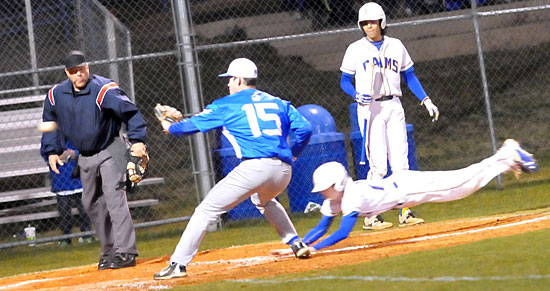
154, 104, 183, 132
127, 147, 149, 184
355, 92, 372, 105
421, 97, 439, 122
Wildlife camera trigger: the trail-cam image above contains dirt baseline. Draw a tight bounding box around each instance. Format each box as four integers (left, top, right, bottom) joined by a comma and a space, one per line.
1, 211, 549, 290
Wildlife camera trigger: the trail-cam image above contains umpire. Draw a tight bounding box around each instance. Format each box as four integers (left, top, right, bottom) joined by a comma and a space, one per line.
41, 50, 147, 270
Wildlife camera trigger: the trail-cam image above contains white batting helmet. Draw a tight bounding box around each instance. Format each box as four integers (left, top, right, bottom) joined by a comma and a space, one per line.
357, 2, 386, 30
311, 162, 348, 193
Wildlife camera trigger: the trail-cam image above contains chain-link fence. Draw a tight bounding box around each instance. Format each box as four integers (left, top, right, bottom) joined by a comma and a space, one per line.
0, 0, 548, 249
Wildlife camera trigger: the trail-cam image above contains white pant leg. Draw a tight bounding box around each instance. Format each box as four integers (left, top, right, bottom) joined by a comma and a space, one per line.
251, 194, 297, 244
384, 150, 516, 209
249, 159, 296, 244
357, 103, 371, 163
386, 98, 409, 172
170, 158, 294, 266
366, 101, 388, 180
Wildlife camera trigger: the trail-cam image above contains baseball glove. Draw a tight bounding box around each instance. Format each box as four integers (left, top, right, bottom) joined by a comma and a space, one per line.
154, 104, 183, 124
127, 148, 149, 184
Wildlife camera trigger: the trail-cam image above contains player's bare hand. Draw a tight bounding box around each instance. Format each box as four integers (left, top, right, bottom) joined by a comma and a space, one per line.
48, 154, 62, 174
421, 97, 439, 122
131, 142, 147, 156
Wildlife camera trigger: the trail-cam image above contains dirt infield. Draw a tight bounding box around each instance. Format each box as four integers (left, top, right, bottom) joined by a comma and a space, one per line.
1, 211, 549, 290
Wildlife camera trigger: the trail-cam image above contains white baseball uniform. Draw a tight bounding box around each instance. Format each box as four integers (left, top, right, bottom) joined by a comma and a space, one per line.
321, 145, 517, 218
303, 141, 529, 251
340, 36, 415, 180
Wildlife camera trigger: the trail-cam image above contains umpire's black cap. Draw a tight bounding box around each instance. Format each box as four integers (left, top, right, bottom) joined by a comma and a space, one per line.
63, 50, 87, 69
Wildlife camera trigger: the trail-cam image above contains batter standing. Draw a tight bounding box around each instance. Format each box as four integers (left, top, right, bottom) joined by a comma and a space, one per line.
339, 2, 439, 230
299, 139, 537, 252
154, 58, 313, 280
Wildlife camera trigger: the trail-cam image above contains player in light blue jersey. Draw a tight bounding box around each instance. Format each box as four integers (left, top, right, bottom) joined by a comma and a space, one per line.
154, 58, 313, 280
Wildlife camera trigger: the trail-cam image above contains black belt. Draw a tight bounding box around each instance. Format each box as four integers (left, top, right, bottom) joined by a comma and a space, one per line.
375, 95, 394, 102
80, 150, 99, 157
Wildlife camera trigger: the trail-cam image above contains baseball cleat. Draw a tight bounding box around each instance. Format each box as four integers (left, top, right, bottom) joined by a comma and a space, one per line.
109, 253, 136, 269
363, 215, 393, 230
154, 262, 187, 280
290, 240, 311, 259
399, 209, 425, 227
503, 139, 538, 174
98, 254, 112, 270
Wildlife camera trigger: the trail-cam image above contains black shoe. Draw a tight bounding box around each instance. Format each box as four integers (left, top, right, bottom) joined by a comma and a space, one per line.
290, 240, 311, 259
98, 256, 112, 270
110, 253, 136, 269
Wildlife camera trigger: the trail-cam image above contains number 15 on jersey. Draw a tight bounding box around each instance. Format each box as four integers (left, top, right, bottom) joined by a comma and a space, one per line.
241, 103, 282, 137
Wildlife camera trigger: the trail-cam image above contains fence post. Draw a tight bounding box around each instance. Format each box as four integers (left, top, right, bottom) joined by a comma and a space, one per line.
105, 16, 120, 85
471, 0, 502, 187
24, 0, 39, 95
171, 0, 216, 212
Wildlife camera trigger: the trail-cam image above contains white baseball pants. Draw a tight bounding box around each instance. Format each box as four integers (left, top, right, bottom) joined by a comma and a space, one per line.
371, 147, 517, 214
357, 97, 409, 181
170, 158, 298, 266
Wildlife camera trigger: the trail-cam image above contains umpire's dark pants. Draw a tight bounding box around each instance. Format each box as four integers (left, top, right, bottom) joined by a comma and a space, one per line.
79, 143, 137, 258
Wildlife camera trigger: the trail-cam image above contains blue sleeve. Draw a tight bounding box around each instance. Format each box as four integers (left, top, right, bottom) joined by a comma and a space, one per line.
303, 215, 334, 245
188, 103, 226, 133
41, 94, 59, 156
40, 131, 65, 161
340, 72, 356, 100
287, 103, 312, 157
125, 111, 148, 144
168, 119, 201, 136
102, 88, 147, 143
401, 67, 427, 102
312, 211, 359, 250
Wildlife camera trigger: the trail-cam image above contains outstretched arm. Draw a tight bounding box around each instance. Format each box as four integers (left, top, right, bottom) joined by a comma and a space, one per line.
168, 119, 200, 136
311, 211, 359, 251
303, 215, 334, 245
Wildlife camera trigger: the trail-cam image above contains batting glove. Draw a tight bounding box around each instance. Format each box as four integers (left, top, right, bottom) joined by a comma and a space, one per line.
355, 92, 372, 105
421, 97, 439, 122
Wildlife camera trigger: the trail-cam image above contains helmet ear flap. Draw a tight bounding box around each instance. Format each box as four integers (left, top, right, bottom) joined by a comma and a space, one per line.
333, 174, 347, 192
334, 181, 345, 192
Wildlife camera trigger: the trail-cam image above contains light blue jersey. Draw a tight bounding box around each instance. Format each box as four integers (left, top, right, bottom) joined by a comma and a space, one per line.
185, 88, 311, 165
